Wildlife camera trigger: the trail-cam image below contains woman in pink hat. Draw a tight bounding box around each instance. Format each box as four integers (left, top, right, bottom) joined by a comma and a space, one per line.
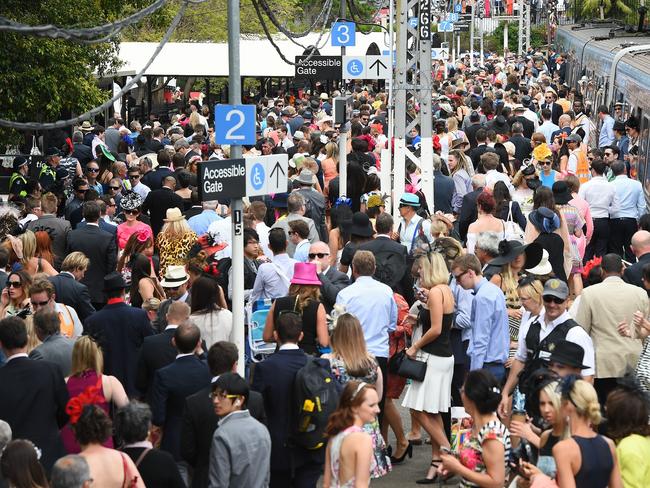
263, 262, 329, 355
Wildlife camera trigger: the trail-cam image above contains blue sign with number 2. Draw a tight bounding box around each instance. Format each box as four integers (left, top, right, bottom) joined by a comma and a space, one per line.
215, 104, 256, 145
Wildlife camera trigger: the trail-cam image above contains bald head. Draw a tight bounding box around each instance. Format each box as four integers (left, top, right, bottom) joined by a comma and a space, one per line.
631, 231, 650, 257
558, 114, 571, 128
308, 241, 330, 271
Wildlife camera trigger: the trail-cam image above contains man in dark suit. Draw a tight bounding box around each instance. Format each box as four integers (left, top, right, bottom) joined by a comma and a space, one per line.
308, 241, 349, 312
512, 107, 535, 139
84, 273, 154, 397
181, 341, 266, 488
48, 252, 96, 322
358, 213, 413, 304
151, 322, 211, 483
66, 201, 117, 309
464, 111, 484, 149
469, 129, 494, 171
459, 174, 486, 243
71, 130, 94, 168
143, 149, 175, 191
624, 230, 650, 295
509, 122, 533, 163
542, 91, 563, 126
0, 316, 69, 473
136, 302, 191, 401
76, 199, 117, 239
433, 154, 454, 214
142, 175, 184, 236
251, 313, 324, 488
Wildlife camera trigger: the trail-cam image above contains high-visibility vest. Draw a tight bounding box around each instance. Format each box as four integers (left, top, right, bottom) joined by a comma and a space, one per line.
58, 305, 75, 338
575, 149, 590, 184
8, 172, 27, 197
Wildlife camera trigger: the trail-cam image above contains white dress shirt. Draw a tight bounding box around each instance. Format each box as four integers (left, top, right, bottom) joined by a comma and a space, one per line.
611, 175, 645, 220
578, 176, 619, 218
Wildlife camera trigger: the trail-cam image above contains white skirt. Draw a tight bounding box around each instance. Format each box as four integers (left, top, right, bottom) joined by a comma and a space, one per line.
402, 340, 454, 414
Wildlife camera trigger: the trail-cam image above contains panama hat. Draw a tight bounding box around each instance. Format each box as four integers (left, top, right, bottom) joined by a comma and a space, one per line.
164, 207, 184, 223
160, 265, 189, 288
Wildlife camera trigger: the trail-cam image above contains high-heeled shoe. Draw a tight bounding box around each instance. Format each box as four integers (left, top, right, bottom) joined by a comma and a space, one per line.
415, 460, 440, 484
389, 442, 413, 464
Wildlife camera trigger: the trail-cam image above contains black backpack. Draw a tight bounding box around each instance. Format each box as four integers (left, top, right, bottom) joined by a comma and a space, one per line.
290, 358, 340, 450
374, 249, 407, 291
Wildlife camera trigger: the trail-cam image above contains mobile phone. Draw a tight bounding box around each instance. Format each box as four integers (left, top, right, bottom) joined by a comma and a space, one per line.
440, 446, 454, 456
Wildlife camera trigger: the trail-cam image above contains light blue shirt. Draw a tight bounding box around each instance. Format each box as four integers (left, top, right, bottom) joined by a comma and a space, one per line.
335, 275, 397, 357
188, 209, 222, 236
612, 175, 646, 220
249, 253, 297, 304
468, 278, 509, 370
293, 239, 310, 263
451, 279, 474, 343
599, 114, 615, 148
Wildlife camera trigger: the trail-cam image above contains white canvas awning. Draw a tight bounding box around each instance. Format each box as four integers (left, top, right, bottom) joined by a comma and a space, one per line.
115, 31, 390, 78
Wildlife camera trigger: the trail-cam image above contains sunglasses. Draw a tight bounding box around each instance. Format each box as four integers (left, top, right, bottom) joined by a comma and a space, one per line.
109, 186, 120, 191
86, 168, 99, 173
308, 252, 329, 259
124, 209, 139, 215
31, 300, 50, 307
128, 174, 140, 179
7, 281, 22, 288
543, 295, 565, 304
77, 188, 88, 193
541, 161, 551, 166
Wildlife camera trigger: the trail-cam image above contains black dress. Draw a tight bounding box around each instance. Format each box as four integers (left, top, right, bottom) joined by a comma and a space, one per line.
121, 447, 185, 488
273, 295, 320, 355
534, 232, 567, 282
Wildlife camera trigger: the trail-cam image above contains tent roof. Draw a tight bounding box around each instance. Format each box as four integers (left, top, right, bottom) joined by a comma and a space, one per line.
116, 32, 389, 78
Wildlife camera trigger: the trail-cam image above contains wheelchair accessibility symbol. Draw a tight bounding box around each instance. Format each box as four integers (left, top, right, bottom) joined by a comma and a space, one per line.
346, 59, 364, 77
250, 163, 265, 191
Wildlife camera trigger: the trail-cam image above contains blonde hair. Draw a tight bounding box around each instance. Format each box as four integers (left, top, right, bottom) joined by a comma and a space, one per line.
159, 218, 193, 239
565, 379, 602, 426
19, 230, 37, 264
417, 252, 450, 289
448, 149, 472, 176
325, 141, 339, 161
518, 278, 543, 305
499, 263, 519, 303
71, 336, 104, 376
430, 219, 449, 238
61, 252, 90, 273
446, 116, 459, 132
541, 381, 570, 439
330, 313, 377, 377
288, 284, 321, 312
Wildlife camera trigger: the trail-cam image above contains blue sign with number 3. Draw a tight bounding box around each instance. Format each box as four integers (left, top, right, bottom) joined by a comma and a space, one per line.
215, 104, 256, 145
331, 21, 356, 47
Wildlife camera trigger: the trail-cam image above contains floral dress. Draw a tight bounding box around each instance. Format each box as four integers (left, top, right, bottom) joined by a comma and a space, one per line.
458, 420, 512, 488
328, 426, 372, 487
328, 356, 391, 478
557, 203, 585, 274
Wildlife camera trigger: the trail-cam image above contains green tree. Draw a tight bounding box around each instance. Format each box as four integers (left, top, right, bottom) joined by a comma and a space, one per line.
579, 0, 635, 23
0, 0, 133, 147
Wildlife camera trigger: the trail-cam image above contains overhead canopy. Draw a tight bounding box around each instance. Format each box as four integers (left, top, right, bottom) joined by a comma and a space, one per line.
115, 32, 389, 78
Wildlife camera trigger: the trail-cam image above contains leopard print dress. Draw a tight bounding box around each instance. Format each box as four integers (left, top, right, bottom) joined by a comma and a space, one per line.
157, 230, 198, 278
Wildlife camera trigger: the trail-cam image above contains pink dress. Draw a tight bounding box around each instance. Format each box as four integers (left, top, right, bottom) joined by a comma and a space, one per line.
117, 221, 153, 250
61, 370, 113, 454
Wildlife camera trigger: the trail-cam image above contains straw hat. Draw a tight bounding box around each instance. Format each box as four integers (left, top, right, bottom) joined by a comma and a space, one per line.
164, 207, 184, 223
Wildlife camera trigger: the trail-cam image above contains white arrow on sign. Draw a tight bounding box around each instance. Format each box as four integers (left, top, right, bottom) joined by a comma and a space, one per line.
365, 55, 391, 80
245, 154, 289, 197
432, 48, 449, 60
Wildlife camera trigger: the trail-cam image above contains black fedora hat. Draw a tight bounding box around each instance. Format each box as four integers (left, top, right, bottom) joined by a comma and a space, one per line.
548, 340, 589, 369
489, 240, 543, 269
343, 212, 374, 237
552, 181, 572, 205
104, 272, 127, 292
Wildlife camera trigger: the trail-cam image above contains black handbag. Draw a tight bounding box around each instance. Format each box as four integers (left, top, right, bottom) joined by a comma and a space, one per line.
390, 350, 427, 382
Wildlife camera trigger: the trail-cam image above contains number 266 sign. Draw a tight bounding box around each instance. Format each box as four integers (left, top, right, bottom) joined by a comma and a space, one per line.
215, 104, 257, 145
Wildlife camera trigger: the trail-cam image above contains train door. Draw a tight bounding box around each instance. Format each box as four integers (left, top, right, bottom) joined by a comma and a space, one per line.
637, 114, 650, 202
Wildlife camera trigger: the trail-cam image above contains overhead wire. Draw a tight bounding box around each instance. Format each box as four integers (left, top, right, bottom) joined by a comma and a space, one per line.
0, 0, 172, 43
0, 0, 192, 130
256, 0, 333, 39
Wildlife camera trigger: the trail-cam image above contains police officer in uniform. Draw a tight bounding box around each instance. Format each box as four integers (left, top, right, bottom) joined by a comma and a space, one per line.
39, 147, 61, 193
9, 156, 29, 201
498, 278, 595, 417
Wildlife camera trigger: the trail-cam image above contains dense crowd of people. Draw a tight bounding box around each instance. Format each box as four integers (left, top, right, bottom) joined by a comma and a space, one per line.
1, 44, 650, 488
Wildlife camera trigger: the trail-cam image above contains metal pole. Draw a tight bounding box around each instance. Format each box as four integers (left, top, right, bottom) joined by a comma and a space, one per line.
341, 0, 346, 57
339, 131, 348, 198
393, 0, 407, 219
470, 5, 475, 68
504, 22, 508, 53
479, 16, 484, 64
382, 0, 395, 207
227, 0, 245, 377
419, 32, 434, 216
518, 1, 523, 56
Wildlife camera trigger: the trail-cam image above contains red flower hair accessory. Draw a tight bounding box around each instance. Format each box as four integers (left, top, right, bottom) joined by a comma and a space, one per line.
65, 379, 104, 425
136, 228, 152, 243
581, 256, 602, 279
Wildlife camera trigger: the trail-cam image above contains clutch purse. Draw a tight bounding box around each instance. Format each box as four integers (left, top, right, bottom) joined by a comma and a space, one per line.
389, 350, 427, 382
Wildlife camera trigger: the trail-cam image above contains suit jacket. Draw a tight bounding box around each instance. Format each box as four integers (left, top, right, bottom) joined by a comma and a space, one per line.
542, 102, 563, 126
28, 334, 75, 377
459, 188, 482, 242
465, 122, 484, 149
510, 134, 533, 162
623, 252, 650, 295
27, 214, 71, 270
251, 348, 323, 471
469, 145, 493, 171
151, 355, 211, 461
145, 167, 175, 191
0, 357, 69, 472
0, 270, 7, 290
67, 224, 117, 304
142, 187, 184, 236
433, 170, 454, 214
71, 142, 94, 167
575, 276, 648, 378
318, 267, 350, 312
512, 116, 535, 139
181, 385, 266, 488
48, 273, 96, 322
77, 219, 117, 239
84, 301, 154, 397
358, 236, 413, 303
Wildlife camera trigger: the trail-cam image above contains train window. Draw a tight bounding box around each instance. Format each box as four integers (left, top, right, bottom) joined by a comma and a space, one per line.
639, 115, 650, 196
